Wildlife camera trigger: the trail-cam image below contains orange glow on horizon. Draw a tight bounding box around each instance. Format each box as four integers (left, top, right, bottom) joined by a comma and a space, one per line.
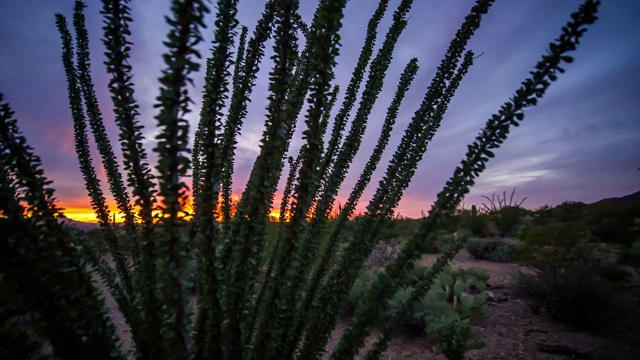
60, 194, 239, 224
58, 194, 374, 224
268, 209, 289, 222
62, 206, 109, 223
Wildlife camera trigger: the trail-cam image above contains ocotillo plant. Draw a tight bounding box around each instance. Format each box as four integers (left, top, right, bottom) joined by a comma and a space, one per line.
0, 0, 600, 359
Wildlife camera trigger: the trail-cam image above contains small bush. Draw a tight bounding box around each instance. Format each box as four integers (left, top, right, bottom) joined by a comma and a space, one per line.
347, 268, 380, 314
84, 228, 107, 253
591, 218, 634, 244
83, 227, 140, 254
426, 315, 484, 360
385, 287, 434, 334
384, 287, 475, 336
519, 221, 591, 250
350, 270, 434, 333
586, 200, 640, 226
552, 201, 587, 222
531, 205, 554, 226
458, 207, 489, 237
495, 206, 524, 236
377, 218, 421, 240
381, 265, 492, 335
618, 238, 640, 267
509, 243, 613, 330
423, 230, 457, 254
466, 238, 517, 262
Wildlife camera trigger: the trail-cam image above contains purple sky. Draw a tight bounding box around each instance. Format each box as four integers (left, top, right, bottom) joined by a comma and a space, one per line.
1, 0, 639, 219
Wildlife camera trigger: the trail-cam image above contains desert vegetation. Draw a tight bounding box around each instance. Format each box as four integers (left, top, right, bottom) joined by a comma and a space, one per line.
0, 0, 614, 359
353, 190, 640, 358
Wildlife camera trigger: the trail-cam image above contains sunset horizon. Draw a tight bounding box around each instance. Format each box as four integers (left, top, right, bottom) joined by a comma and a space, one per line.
56, 187, 640, 224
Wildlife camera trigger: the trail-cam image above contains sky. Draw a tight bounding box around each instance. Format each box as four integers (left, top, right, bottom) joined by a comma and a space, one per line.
1, 0, 639, 221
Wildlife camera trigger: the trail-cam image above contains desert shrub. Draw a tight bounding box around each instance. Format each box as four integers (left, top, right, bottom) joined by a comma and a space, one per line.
586, 199, 640, 225
84, 227, 141, 254
513, 219, 623, 330
519, 221, 592, 250
347, 268, 380, 314
551, 201, 587, 222
585, 200, 640, 243
352, 277, 446, 334
514, 221, 616, 330
385, 287, 433, 334
495, 206, 525, 236
466, 238, 517, 262
468, 214, 490, 237
514, 215, 535, 239
83, 228, 107, 253
510, 243, 613, 330
422, 229, 457, 254
478, 189, 528, 237
591, 217, 634, 244
426, 315, 484, 360
618, 237, 640, 268
458, 205, 490, 237
376, 217, 421, 240
531, 205, 554, 226
381, 265, 491, 335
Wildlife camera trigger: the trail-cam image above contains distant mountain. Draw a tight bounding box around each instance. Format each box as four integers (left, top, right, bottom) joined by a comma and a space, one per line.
592, 190, 640, 206
58, 216, 100, 231
583, 190, 640, 220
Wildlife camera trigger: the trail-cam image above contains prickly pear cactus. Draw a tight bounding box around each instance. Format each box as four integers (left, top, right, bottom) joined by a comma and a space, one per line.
427, 266, 492, 319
